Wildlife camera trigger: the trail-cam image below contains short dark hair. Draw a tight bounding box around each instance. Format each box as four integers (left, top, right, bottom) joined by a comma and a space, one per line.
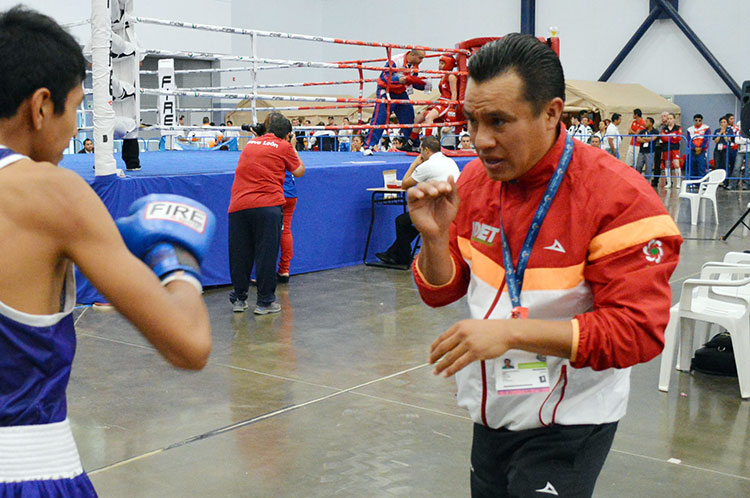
226, 120, 233, 125
612, 113, 622, 122
83, 138, 92, 144
0, 6, 86, 119
352, 134, 364, 143
646, 117, 655, 125
467, 33, 565, 116
693, 114, 703, 120
267, 113, 292, 139
421, 135, 441, 153
179, 115, 185, 120
633, 108, 642, 117
202, 117, 210, 124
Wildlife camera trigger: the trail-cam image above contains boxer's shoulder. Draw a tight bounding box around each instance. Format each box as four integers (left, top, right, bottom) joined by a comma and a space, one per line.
0, 158, 96, 231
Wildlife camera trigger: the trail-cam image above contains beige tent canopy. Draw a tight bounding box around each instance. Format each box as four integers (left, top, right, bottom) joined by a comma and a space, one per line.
565, 79, 681, 156
565, 79, 680, 123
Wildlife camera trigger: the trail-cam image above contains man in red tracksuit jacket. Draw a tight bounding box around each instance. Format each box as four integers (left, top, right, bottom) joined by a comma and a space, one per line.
409, 34, 682, 497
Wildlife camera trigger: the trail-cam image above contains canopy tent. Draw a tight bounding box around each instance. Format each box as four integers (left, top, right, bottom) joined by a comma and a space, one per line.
565, 79, 681, 123
565, 79, 681, 155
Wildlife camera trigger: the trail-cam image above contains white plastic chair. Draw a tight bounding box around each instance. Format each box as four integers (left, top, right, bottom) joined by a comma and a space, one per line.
678, 169, 726, 225
658, 264, 750, 399
688, 253, 750, 345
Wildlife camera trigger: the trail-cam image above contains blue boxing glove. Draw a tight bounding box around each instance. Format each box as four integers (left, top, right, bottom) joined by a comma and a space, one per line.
116, 194, 216, 291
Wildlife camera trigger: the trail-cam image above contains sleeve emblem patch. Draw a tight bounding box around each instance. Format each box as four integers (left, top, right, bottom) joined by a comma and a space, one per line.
643, 239, 663, 264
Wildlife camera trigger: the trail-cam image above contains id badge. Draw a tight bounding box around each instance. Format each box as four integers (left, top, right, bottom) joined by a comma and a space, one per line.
495, 351, 550, 396
494, 306, 550, 396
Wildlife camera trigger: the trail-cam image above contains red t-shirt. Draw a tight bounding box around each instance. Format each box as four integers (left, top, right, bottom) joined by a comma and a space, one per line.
229, 134, 300, 212
630, 117, 646, 146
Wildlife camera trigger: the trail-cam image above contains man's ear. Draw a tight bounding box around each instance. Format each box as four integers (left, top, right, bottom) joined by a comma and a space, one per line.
545, 97, 565, 131
28, 88, 53, 131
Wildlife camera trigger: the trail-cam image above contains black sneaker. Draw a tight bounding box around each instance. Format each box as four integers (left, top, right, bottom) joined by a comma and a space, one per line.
232, 300, 249, 312
376, 252, 398, 265
254, 302, 281, 315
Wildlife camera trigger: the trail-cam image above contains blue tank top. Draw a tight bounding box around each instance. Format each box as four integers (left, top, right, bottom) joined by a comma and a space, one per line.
283, 170, 297, 198
0, 147, 78, 426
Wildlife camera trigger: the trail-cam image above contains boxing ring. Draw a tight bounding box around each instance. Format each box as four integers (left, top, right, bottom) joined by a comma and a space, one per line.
62, 150, 475, 303
67, 5, 548, 303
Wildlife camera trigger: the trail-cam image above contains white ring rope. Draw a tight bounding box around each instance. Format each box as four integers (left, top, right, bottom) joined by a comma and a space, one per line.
141, 49, 458, 76
138, 65, 299, 76
62, 18, 90, 28
135, 16, 469, 56
140, 88, 461, 107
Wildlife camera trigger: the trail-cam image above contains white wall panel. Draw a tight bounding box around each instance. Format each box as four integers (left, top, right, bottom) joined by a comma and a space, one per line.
3, 0, 747, 98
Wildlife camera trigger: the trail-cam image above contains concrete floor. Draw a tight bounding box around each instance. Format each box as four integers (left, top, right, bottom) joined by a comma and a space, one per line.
69, 185, 750, 497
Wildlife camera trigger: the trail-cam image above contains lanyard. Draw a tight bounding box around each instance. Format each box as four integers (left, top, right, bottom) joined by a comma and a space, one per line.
498, 134, 574, 309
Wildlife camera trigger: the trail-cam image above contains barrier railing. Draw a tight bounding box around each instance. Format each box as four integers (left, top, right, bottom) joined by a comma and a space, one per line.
578, 131, 750, 187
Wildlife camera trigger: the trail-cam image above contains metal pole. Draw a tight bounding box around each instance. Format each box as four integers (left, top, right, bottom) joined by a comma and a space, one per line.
520, 0, 535, 35
251, 32, 258, 125
599, 8, 660, 81
655, 0, 741, 99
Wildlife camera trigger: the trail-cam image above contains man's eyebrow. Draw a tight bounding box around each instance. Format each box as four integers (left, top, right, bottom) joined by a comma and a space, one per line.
465, 108, 514, 122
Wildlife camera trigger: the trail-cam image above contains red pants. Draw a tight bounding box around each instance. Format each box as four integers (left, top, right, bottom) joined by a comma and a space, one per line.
278, 197, 297, 274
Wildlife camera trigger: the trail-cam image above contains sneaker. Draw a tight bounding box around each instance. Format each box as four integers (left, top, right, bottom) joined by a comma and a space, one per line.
277, 273, 290, 283
376, 251, 398, 265
254, 302, 281, 315
232, 300, 249, 312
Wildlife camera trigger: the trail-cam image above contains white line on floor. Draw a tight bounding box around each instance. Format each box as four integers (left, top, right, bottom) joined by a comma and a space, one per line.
77, 332, 154, 351
74, 307, 88, 327
610, 448, 750, 481
216, 363, 338, 391
88, 362, 432, 475
350, 391, 471, 421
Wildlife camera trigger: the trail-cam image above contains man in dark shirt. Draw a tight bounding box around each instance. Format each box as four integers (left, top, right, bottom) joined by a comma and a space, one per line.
78, 138, 94, 154
651, 112, 668, 187
635, 117, 659, 177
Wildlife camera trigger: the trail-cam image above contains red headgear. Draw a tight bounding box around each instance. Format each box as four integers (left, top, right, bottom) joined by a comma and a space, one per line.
439, 54, 455, 71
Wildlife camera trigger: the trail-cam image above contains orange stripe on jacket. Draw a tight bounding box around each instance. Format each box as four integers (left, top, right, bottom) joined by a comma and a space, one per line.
588, 215, 680, 262
458, 236, 585, 291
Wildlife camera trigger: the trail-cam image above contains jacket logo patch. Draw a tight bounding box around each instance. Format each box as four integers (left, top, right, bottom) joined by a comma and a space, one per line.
643, 239, 663, 264
544, 239, 566, 253
535, 482, 559, 495
472, 222, 500, 245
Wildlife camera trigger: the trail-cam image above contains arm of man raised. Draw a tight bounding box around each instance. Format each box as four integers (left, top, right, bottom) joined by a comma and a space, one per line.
408, 177, 460, 286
